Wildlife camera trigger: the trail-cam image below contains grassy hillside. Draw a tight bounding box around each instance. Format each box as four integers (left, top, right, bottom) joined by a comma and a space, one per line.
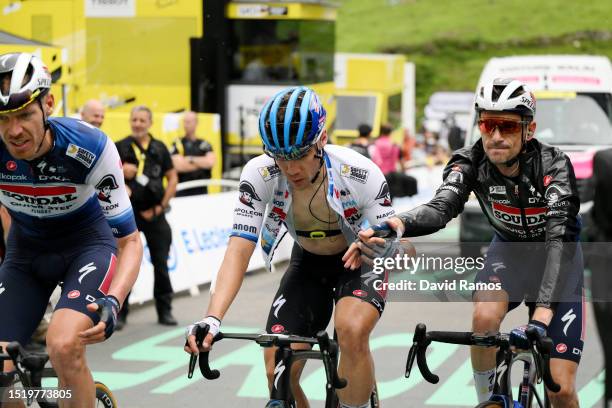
336, 0, 612, 125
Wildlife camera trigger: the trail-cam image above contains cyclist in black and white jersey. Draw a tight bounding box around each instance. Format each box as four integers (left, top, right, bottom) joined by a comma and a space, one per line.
185, 87, 397, 408
352, 78, 584, 407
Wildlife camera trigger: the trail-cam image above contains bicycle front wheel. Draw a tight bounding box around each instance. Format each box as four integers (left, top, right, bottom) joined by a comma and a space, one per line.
95, 381, 117, 408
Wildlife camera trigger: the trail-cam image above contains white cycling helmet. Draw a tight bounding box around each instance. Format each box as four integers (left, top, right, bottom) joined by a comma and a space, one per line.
0, 52, 52, 114
475, 78, 535, 119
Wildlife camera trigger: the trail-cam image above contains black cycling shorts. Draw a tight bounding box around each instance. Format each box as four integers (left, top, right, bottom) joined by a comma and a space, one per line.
0, 220, 117, 344
474, 234, 585, 363
265, 244, 387, 337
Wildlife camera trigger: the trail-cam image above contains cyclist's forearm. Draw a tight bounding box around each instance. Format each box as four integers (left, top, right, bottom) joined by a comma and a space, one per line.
109, 231, 143, 306
206, 243, 254, 320
397, 189, 466, 237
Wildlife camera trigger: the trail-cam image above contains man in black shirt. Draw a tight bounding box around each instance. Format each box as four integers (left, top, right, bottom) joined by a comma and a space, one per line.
347, 123, 372, 158
116, 105, 179, 327
171, 111, 216, 196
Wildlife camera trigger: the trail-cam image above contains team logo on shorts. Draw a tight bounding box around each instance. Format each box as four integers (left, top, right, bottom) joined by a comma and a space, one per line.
67, 290, 81, 299
352, 289, 367, 298
556, 343, 567, 354
6, 161, 17, 171
271, 324, 285, 334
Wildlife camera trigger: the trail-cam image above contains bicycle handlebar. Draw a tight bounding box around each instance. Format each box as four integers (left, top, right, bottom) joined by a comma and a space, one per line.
405, 323, 560, 392
186, 325, 347, 390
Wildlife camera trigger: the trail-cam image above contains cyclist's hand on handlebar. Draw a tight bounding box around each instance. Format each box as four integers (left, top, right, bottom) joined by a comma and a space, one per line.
80, 295, 121, 344
510, 320, 548, 350
184, 316, 221, 354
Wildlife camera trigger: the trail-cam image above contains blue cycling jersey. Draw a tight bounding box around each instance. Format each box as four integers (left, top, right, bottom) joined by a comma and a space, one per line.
0, 117, 136, 238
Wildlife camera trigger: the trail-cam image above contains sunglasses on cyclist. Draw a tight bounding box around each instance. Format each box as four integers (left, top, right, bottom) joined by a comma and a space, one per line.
478, 118, 529, 135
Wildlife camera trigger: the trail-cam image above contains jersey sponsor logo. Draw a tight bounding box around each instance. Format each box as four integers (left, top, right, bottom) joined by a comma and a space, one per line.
440, 185, 459, 195
0, 282, 5, 295
561, 308, 576, 336
95, 174, 119, 203
489, 197, 511, 204
232, 223, 257, 235
258, 165, 281, 182
376, 210, 395, 220
492, 202, 546, 227
489, 185, 506, 195
234, 207, 263, 218
446, 170, 463, 184
239, 181, 261, 209
0, 184, 78, 206
78, 262, 97, 284
375, 182, 392, 207
268, 206, 287, 223
0, 173, 27, 181
66, 143, 96, 168
556, 343, 567, 354
543, 175, 552, 187
545, 185, 568, 206
67, 290, 81, 299
6, 161, 17, 171
340, 164, 369, 184
343, 206, 361, 225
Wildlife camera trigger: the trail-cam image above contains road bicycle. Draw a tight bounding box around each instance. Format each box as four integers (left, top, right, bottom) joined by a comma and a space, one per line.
0, 342, 116, 407
405, 323, 560, 408
187, 324, 380, 408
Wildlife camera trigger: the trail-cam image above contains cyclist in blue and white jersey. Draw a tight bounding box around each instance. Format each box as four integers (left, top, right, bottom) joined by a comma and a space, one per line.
186, 87, 397, 408
0, 52, 143, 407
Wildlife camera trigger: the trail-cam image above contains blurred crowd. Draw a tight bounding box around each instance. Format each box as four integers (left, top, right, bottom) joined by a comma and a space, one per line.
346, 121, 454, 200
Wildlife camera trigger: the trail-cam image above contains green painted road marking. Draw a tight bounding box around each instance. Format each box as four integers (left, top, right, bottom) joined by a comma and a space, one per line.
94, 326, 605, 406
92, 325, 259, 392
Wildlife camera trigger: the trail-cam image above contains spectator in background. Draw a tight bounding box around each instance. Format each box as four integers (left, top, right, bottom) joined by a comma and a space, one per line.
347, 123, 372, 158
589, 148, 612, 407
400, 127, 416, 167
171, 111, 216, 196
80, 99, 105, 128
371, 124, 417, 198
115, 106, 178, 328
371, 123, 400, 175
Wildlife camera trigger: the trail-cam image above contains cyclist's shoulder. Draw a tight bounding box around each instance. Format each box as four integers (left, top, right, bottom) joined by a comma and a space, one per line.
443, 141, 482, 178
326, 144, 382, 181
49, 117, 109, 168
239, 154, 280, 198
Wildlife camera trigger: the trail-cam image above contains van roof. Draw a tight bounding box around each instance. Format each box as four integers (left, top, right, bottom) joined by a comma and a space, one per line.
478, 55, 612, 92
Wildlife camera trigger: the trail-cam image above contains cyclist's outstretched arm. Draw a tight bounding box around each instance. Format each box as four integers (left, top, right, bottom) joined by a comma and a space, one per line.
185, 237, 256, 353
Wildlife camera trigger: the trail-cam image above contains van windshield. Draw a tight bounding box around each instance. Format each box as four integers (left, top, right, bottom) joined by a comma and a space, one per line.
471, 93, 612, 146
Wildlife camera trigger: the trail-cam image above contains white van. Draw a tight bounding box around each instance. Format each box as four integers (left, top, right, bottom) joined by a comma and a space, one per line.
460, 55, 612, 256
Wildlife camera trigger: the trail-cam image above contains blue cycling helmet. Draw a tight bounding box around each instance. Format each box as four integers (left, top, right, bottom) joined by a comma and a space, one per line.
258, 86, 326, 160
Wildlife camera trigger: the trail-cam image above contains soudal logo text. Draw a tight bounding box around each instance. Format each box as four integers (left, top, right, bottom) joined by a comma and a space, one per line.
492, 202, 546, 227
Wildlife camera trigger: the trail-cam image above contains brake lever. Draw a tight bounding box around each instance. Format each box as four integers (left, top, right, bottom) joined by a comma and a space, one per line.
186, 323, 209, 379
